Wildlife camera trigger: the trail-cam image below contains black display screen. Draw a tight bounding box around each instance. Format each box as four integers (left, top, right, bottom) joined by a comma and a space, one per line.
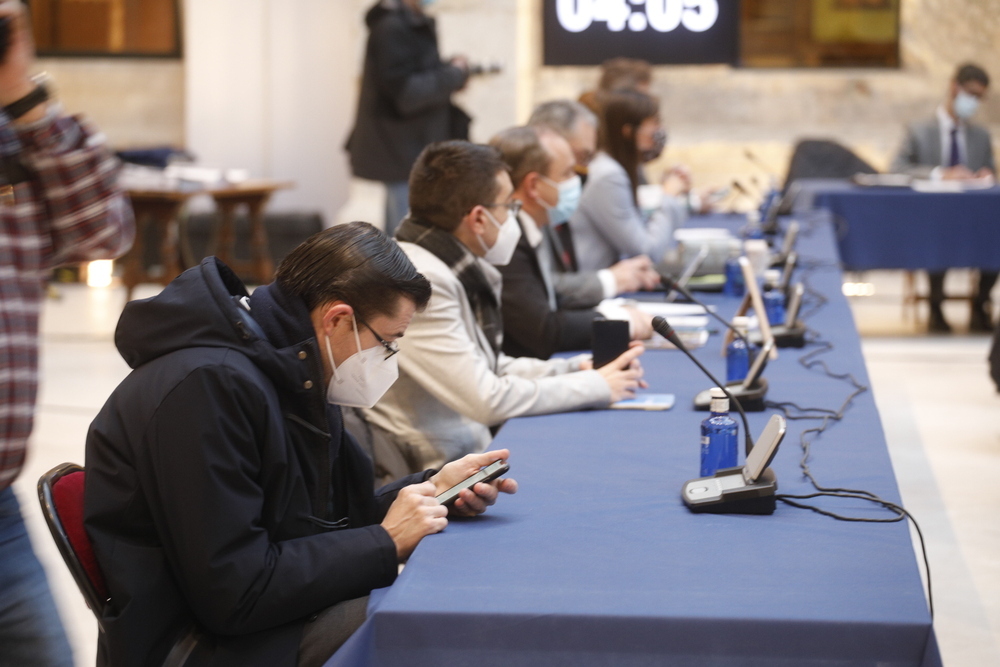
543, 0, 740, 66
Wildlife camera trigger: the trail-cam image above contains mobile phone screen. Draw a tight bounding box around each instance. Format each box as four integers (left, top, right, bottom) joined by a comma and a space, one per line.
592, 319, 630, 369
435, 460, 510, 506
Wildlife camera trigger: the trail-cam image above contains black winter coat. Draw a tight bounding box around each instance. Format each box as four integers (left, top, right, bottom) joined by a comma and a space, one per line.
346, 1, 468, 183
84, 258, 427, 666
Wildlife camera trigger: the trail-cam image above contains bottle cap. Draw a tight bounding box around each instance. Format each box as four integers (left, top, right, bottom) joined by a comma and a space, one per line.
764, 268, 781, 287
709, 387, 729, 413
732, 316, 749, 331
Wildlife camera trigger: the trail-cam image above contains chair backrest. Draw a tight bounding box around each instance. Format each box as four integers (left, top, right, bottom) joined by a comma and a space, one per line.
782, 139, 878, 193
37, 463, 109, 631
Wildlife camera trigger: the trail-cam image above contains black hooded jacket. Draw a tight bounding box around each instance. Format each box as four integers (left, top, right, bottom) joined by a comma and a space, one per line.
84, 258, 428, 666
345, 1, 468, 183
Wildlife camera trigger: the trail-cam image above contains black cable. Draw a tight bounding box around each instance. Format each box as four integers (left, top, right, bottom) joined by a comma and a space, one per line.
761, 227, 934, 618
776, 492, 933, 618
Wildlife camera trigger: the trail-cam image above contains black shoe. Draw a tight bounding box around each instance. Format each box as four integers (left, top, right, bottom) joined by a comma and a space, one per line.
970, 304, 994, 333
928, 309, 952, 334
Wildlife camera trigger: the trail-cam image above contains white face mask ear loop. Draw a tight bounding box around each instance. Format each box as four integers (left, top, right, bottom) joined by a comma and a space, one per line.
351, 315, 366, 365
325, 334, 343, 385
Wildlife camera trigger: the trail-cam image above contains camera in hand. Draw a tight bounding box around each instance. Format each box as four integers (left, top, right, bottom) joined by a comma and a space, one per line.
467, 62, 503, 76
0, 17, 10, 65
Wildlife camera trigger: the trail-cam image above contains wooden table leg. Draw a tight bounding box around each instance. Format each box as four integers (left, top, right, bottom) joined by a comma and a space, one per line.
212, 200, 239, 270
121, 207, 149, 303
246, 194, 275, 283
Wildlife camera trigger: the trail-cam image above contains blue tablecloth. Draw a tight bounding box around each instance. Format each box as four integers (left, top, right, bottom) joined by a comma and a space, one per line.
789, 178, 1000, 271
327, 214, 940, 667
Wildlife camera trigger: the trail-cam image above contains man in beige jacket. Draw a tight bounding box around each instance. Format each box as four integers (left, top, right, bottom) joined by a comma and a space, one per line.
353, 141, 645, 481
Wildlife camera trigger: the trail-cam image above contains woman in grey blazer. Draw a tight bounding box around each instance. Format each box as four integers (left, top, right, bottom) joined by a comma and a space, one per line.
569, 90, 688, 272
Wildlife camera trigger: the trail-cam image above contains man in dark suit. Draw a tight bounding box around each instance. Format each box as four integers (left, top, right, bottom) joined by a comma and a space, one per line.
490, 126, 653, 359
891, 63, 997, 332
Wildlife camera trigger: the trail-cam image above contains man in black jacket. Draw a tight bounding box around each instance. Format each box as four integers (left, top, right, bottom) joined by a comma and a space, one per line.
84, 223, 516, 667
491, 126, 653, 360
346, 0, 469, 236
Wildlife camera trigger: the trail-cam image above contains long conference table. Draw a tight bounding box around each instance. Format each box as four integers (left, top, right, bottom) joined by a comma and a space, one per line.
327, 214, 940, 666
788, 178, 1000, 271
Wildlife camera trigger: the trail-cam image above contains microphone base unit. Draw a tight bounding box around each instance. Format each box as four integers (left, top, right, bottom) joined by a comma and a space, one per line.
749, 323, 806, 349
694, 378, 768, 412
682, 467, 778, 515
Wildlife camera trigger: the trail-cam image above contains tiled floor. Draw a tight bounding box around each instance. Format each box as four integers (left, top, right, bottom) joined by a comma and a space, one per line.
9, 273, 1000, 666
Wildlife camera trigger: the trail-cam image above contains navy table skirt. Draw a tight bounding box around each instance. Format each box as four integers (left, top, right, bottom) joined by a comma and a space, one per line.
790, 178, 1000, 271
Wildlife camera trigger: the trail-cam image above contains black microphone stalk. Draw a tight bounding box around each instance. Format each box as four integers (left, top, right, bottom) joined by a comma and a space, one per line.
652, 316, 755, 456
659, 273, 751, 348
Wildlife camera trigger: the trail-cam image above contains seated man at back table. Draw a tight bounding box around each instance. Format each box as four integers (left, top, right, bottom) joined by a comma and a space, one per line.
489, 125, 653, 360
355, 140, 646, 480
890, 62, 997, 333
528, 99, 659, 308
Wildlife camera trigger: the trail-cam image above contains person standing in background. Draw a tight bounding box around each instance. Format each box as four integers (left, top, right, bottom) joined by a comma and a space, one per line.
0, 2, 134, 664
346, 0, 470, 237
890, 63, 996, 333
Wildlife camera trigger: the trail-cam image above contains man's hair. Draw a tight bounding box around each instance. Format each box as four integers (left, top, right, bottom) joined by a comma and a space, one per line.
956, 63, 989, 88
276, 221, 431, 318
529, 100, 598, 140
599, 57, 653, 92
600, 89, 659, 203
489, 126, 553, 190
408, 141, 508, 232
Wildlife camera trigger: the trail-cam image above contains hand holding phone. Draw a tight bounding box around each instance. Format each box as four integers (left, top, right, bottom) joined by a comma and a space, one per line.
436, 460, 510, 506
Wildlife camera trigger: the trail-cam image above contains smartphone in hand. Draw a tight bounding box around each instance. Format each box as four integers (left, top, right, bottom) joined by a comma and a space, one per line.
436, 460, 510, 506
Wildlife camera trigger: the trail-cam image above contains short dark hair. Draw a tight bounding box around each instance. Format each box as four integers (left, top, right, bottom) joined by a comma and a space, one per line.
956, 63, 989, 88
599, 57, 653, 92
529, 100, 598, 139
408, 141, 508, 232
276, 221, 431, 319
490, 126, 552, 190
600, 89, 659, 203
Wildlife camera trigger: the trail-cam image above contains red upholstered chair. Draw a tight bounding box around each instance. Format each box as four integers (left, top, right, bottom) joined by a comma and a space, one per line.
37, 463, 109, 632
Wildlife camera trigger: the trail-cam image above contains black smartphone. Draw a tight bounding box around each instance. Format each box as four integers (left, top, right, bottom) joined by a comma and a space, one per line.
592, 319, 630, 369
435, 460, 510, 506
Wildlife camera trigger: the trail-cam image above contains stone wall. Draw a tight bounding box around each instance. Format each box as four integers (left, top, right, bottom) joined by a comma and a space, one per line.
519, 0, 1000, 191
40, 58, 183, 149
34, 0, 1000, 217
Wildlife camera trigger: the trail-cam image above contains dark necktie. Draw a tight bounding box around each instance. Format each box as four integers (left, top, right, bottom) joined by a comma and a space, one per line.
949, 126, 961, 167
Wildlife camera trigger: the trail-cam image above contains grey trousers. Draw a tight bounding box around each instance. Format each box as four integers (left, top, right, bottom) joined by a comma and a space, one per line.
297, 596, 369, 667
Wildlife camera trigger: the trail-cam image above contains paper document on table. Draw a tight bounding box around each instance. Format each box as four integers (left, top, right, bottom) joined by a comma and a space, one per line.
645, 328, 709, 350
601, 298, 710, 318
911, 175, 996, 192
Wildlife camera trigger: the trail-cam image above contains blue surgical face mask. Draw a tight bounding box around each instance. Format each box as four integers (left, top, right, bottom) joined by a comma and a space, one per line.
420, 0, 437, 7
954, 89, 980, 120
539, 174, 582, 226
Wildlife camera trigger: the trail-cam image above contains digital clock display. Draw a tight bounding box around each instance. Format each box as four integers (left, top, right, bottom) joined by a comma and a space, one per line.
543, 0, 739, 66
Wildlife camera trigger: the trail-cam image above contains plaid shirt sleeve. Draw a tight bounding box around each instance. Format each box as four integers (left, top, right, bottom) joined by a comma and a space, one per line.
0, 106, 134, 490
17, 104, 135, 267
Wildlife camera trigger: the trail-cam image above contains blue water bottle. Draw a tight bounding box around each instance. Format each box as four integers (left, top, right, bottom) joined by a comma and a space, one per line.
723, 252, 745, 297
700, 388, 739, 476
743, 210, 764, 240
726, 316, 752, 383
763, 269, 786, 326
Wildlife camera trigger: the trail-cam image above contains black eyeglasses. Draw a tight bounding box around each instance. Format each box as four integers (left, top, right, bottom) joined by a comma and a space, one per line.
481, 200, 523, 218
356, 317, 399, 360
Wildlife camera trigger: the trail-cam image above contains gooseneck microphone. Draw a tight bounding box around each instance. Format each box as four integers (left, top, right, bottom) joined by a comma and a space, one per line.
652, 316, 754, 456
659, 273, 751, 348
